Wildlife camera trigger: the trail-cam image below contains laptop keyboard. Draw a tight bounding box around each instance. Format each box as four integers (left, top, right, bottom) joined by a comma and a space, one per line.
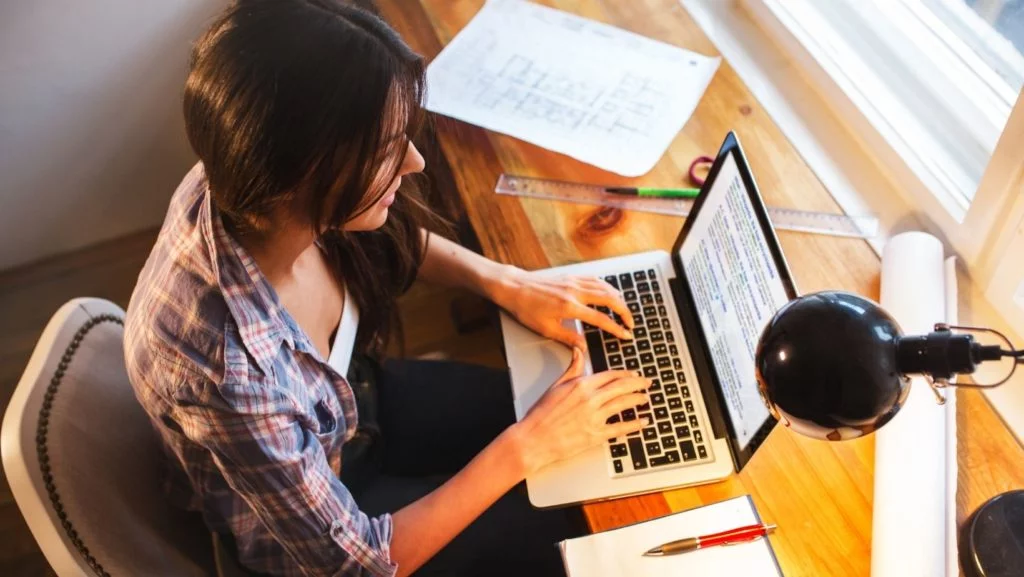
584, 268, 713, 478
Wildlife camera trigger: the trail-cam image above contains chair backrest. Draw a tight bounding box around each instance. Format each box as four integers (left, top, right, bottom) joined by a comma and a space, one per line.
2, 298, 216, 576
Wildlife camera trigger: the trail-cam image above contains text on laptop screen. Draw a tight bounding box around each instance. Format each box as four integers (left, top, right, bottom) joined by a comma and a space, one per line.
678, 152, 790, 450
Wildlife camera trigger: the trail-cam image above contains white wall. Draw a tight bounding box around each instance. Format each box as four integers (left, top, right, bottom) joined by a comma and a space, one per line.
0, 0, 229, 271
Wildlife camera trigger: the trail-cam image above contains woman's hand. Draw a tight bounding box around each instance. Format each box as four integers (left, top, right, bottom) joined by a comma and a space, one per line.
510, 348, 650, 475
490, 266, 634, 350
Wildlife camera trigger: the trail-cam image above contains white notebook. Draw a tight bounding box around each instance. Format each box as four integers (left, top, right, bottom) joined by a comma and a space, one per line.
559, 495, 783, 577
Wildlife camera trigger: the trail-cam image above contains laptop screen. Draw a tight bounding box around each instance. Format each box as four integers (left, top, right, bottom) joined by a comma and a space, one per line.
676, 148, 792, 451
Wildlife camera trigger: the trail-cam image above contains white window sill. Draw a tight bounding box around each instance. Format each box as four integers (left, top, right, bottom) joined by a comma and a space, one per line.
679, 0, 1024, 443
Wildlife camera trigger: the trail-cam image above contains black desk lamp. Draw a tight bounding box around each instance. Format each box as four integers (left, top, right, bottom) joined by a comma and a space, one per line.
754, 290, 1024, 577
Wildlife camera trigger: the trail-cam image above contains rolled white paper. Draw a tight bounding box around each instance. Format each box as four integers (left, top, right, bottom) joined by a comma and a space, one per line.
871, 232, 958, 577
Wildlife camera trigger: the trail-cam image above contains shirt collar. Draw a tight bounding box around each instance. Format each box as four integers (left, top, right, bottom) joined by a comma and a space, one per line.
197, 181, 319, 374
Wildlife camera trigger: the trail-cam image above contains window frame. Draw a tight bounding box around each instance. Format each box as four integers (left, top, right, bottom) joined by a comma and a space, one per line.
743, 0, 1024, 274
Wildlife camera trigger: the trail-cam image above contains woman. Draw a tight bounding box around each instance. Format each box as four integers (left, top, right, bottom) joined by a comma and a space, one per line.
124, 1, 649, 576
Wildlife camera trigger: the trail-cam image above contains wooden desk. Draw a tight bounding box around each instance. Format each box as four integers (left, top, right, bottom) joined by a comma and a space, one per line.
375, 1, 1024, 574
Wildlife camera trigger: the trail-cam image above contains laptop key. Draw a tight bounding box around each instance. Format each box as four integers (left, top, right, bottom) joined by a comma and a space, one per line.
628, 438, 648, 469
606, 341, 620, 353
651, 281, 661, 291
657, 421, 673, 435
606, 414, 620, 424
657, 356, 671, 368
640, 293, 653, 305
626, 358, 640, 370
623, 290, 637, 302
622, 408, 636, 421
664, 384, 678, 395
697, 445, 708, 459
649, 455, 672, 467
673, 358, 683, 370
663, 450, 680, 463
632, 314, 644, 326
622, 344, 636, 356
634, 270, 647, 280
628, 302, 641, 314
637, 281, 651, 293
637, 402, 651, 412
605, 275, 619, 289
669, 399, 683, 411
655, 292, 664, 304
661, 370, 675, 382
650, 330, 664, 342
619, 274, 634, 289
681, 386, 690, 398
610, 443, 628, 458
633, 326, 647, 339
646, 318, 660, 329
677, 371, 687, 383
671, 412, 686, 424
650, 392, 665, 405
694, 430, 703, 443
662, 436, 677, 449
680, 441, 697, 461
608, 353, 622, 366
646, 442, 662, 456
613, 459, 624, 474
658, 305, 667, 317
654, 407, 669, 420
666, 330, 675, 342
669, 344, 678, 356
642, 366, 657, 378
676, 426, 691, 438
689, 415, 699, 428
636, 339, 651, 352
685, 400, 695, 412
586, 332, 608, 372
649, 379, 661, 391
640, 352, 654, 364
653, 343, 667, 355
643, 306, 656, 316
643, 427, 658, 440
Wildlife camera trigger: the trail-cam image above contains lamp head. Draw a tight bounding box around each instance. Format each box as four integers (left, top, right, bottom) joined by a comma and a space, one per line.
754, 291, 911, 441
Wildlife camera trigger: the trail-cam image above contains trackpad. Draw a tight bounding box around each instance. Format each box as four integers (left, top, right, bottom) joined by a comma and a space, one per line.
510, 341, 575, 420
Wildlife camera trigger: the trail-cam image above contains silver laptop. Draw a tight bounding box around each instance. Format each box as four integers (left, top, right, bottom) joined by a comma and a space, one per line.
500, 133, 799, 507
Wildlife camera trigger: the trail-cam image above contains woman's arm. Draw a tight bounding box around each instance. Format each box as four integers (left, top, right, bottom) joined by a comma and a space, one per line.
415, 229, 513, 299
416, 230, 634, 348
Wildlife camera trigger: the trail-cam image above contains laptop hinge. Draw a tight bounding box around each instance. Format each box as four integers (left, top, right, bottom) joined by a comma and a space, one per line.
669, 276, 729, 441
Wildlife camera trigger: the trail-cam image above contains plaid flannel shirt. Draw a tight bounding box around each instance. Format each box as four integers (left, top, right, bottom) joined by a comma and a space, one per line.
124, 163, 395, 577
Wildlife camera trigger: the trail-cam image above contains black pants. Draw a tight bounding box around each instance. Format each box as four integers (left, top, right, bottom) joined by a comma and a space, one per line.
342, 360, 585, 577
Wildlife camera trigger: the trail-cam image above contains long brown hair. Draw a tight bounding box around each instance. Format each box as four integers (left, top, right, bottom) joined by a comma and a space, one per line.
183, 0, 448, 357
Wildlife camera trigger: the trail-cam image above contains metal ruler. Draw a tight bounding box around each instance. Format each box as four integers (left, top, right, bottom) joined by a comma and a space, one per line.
495, 174, 879, 239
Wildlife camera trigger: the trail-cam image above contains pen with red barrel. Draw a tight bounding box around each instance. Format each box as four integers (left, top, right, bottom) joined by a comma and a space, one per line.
642, 523, 777, 557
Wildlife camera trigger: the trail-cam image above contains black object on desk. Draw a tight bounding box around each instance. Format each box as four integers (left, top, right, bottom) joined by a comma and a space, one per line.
962, 490, 1024, 577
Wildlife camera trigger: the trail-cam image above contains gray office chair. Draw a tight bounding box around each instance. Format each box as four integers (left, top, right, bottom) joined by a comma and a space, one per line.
2, 298, 249, 576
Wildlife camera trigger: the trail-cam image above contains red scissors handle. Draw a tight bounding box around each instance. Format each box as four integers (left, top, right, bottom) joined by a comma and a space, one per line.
688, 155, 714, 187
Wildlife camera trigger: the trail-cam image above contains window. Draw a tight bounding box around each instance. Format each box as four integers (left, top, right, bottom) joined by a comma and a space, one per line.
744, 0, 1024, 281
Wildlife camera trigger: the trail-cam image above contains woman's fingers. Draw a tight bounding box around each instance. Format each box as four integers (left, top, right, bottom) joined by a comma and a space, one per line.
597, 393, 651, 422
604, 417, 650, 439
543, 321, 589, 350
554, 347, 586, 386
591, 376, 651, 408
577, 277, 633, 327
573, 302, 633, 340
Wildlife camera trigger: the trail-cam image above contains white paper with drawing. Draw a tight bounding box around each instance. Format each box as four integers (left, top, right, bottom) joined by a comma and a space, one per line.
424, 0, 720, 176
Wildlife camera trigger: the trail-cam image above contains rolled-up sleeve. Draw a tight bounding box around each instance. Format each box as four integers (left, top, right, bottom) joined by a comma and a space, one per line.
179, 379, 396, 577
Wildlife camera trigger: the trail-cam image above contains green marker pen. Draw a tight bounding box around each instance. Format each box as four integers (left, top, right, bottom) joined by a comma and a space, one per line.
604, 186, 701, 199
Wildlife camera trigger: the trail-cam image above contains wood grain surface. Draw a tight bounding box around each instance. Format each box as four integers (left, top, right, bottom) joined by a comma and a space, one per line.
375, 1, 1024, 575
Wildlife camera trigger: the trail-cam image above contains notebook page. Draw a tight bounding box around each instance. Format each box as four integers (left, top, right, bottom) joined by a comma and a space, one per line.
560, 496, 781, 577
